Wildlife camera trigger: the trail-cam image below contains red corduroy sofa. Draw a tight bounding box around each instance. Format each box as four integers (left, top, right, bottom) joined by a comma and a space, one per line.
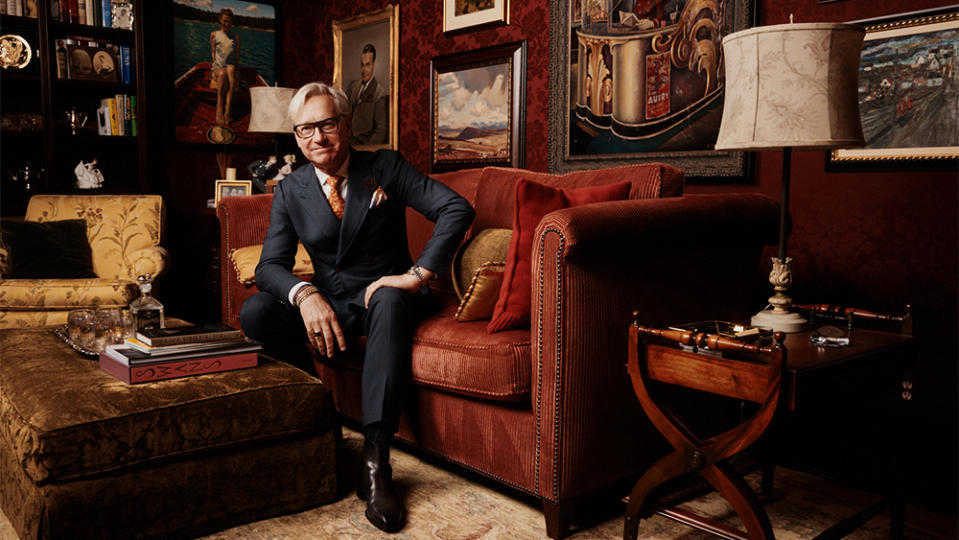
216, 163, 778, 538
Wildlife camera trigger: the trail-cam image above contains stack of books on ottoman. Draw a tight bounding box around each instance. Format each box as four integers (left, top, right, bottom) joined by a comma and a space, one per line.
100, 323, 261, 384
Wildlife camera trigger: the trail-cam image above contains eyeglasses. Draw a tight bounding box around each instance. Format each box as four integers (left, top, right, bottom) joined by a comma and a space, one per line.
293, 115, 344, 138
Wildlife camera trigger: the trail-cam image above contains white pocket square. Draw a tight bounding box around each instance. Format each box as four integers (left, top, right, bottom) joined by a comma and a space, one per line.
370, 186, 388, 208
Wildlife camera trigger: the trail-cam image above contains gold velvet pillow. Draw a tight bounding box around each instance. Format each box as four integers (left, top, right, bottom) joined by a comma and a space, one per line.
230, 243, 314, 285
455, 262, 506, 322
450, 228, 512, 299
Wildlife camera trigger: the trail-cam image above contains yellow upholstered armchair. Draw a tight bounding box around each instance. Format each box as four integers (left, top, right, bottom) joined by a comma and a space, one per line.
0, 195, 169, 329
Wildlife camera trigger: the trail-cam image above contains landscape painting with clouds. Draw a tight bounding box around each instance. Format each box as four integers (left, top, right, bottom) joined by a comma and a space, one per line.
434, 62, 511, 164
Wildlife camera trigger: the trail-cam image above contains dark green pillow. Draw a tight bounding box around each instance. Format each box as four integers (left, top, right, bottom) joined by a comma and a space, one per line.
0, 219, 96, 278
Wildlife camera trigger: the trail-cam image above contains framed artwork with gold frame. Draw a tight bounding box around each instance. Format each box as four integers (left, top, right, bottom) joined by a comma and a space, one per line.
443, 0, 509, 33
827, 6, 959, 168
332, 5, 399, 151
214, 180, 252, 206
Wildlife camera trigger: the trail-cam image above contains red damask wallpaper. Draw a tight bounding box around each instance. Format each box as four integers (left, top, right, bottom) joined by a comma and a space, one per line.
281, 0, 550, 173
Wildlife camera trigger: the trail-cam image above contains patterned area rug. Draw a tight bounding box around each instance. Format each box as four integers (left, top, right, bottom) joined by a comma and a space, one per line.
0, 428, 948, 539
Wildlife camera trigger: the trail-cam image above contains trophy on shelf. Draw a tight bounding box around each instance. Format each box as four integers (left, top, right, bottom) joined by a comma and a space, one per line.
64, 107, 87, 135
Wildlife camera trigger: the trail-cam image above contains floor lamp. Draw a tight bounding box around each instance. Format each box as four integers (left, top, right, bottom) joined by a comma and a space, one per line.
714, 20, 866, 333
249, 85, 295, 190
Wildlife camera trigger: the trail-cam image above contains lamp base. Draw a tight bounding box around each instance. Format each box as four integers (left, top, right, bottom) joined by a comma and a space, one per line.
751, 308, 807, 333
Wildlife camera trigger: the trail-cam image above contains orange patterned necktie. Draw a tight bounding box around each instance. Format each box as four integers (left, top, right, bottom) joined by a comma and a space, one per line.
327, 175, 345, 220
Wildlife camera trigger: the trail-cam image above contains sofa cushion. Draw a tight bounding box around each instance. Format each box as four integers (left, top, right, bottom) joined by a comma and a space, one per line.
230, 243, 314, 285
0, 278, 139, 310
470, 164, 684, 232
411, 296, 530, 401
0, 327, 333, 485
455, 262, 505, 322
487, 178, 631, 333
0, 219, 95, 279
450, 228, 511, 299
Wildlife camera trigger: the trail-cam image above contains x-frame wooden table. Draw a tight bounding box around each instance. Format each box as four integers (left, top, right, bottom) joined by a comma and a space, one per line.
624, 312, 915, 540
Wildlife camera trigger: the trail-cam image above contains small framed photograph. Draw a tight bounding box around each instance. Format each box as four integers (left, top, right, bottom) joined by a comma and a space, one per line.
332, 5, 399, 150
430, 41, 526, 173
443, 0, 509, 33
828, 7, 959, 168
111, 0, 134, 30
214, 180, 252, 206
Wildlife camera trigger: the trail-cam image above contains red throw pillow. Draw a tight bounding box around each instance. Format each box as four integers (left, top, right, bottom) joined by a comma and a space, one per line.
487, 178, 631, 333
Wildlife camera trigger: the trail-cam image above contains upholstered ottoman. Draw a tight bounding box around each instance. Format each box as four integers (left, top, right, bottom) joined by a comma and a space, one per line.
0, 327, 338, 539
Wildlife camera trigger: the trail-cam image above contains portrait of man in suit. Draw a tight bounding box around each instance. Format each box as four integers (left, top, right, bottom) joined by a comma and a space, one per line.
346, 43, 390, 146
239, 82, 474, 533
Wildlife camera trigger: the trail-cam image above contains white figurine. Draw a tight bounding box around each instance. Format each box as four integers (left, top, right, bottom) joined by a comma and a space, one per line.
273, 154, 297, 181
74, 160, 104, 189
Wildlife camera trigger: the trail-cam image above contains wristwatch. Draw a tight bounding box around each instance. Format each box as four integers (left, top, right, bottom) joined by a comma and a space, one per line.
406, 265, 427, 286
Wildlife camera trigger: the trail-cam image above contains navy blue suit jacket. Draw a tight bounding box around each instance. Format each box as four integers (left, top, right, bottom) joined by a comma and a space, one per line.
254, 149, 474, 316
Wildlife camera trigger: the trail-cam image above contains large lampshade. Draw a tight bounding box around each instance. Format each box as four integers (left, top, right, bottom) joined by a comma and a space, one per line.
715, 22, 865, 151
248, 86, 295, 134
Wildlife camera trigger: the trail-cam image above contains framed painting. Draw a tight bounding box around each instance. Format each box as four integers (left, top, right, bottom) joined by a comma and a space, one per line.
429, 41, 526, 173
172, 0, 278, 147
443, 0, 509, 33
828, 6, 959, 169
548, 0, 757, 181
332, 5, 399, 151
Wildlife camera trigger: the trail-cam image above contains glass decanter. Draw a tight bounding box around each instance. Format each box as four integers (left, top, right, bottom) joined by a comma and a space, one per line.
130, 274, 165, 331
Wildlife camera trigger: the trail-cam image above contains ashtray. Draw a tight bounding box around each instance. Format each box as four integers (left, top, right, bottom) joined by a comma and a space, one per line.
809, 325, 851, 347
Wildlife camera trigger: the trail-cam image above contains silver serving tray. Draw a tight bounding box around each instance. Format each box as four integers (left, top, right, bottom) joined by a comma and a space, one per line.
52, 325, 100, 359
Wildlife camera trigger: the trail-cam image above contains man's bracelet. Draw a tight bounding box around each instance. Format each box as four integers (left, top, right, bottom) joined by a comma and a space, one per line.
293, 284, 319, 307
406, 265, 427, 286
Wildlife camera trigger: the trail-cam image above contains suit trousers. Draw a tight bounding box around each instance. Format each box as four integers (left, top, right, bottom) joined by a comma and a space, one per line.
240, 286, 437, 432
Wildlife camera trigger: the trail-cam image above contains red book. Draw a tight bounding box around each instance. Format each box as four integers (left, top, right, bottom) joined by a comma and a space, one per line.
100, 347, 259, 384
68, 0, 78, 22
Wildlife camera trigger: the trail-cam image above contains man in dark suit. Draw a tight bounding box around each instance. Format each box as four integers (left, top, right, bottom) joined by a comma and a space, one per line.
346, 43, 389, 145
240, 82, 474, 533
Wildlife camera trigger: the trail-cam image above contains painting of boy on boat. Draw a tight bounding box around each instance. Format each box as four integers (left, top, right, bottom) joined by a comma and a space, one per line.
173, 0, 276, 146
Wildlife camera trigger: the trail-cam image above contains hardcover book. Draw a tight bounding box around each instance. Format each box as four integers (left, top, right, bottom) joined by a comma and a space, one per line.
100, 345, 259, 384
123, 335, 248, 355
136, 323, 243, 346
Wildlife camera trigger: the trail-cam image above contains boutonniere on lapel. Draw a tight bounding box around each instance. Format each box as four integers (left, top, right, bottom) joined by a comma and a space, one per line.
367, 178, 388, 208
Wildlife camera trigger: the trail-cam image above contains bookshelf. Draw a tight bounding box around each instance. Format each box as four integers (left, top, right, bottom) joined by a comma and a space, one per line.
0, 0, 146, 216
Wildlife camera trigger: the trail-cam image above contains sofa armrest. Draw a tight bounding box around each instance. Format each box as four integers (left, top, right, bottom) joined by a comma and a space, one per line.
216, 194, 275, 328
124, 246, 170, 280
530, 193, 779, 502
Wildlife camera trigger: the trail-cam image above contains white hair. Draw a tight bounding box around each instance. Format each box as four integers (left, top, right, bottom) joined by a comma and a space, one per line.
287, 82, 349, 124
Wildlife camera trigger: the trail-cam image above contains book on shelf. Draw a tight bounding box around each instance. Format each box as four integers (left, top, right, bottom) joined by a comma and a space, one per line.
118, 45, 131, 83
129, 94, 136, 135
136, 322, 243, 346
114, 93, 125, 135
100, 342, 261, 384
99, 0, 110, 27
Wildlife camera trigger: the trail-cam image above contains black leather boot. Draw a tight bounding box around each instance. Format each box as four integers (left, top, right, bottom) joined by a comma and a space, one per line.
356, 438, 404, 532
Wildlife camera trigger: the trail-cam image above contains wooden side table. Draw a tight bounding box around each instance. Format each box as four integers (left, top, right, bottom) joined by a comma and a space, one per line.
624, 310, 916, 540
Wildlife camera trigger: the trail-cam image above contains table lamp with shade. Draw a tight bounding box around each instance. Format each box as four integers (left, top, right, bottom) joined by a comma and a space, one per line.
714, 19, 866, 333
248, 85, 295, 191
